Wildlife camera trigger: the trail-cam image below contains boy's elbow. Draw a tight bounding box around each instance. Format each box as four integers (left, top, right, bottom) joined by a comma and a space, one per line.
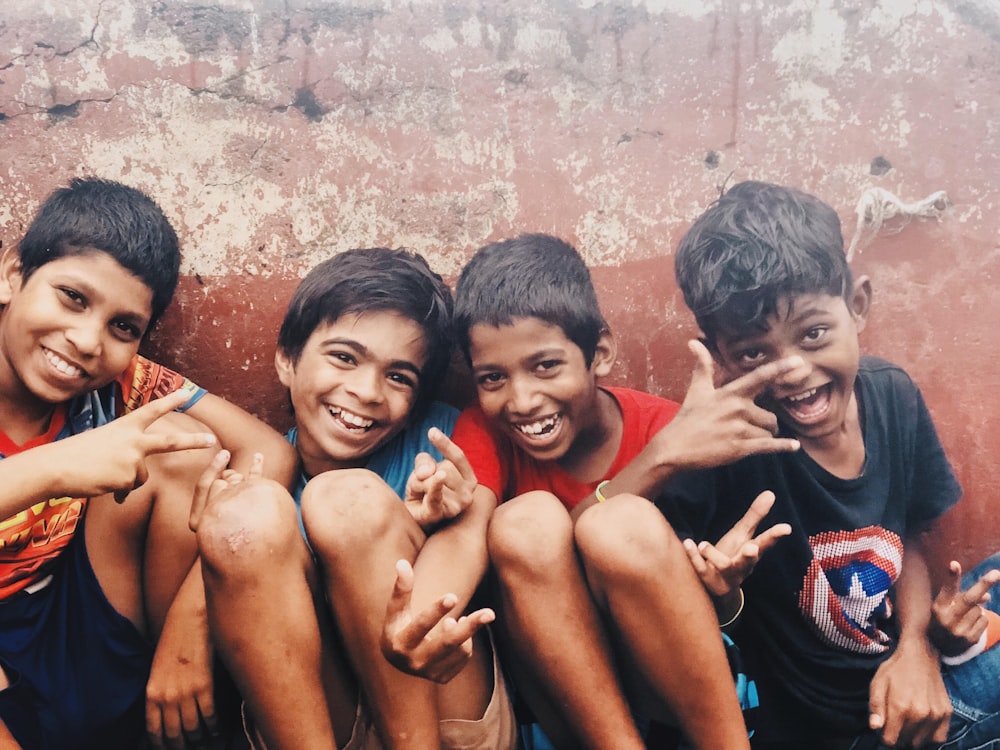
260, 436, 298, 487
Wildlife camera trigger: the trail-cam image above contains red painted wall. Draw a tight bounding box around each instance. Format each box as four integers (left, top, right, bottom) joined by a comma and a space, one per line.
2, 0, 998, 570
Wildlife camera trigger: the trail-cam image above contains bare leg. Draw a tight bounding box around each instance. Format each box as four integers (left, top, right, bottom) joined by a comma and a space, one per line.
488, 491, 646, 750
304, 469, 493, 750
198, 477, 358, 749
575, 493, 750, 750
85, 411, 216, 635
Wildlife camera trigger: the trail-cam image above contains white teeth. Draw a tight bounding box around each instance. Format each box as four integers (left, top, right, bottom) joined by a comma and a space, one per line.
329, 406, 374, 429
787, 387, 818, 403
515, 415, 559, 436
44, 349, 84, 378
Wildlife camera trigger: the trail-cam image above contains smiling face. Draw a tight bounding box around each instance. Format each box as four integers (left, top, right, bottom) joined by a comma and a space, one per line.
276, 311, 428, 477
468, 316, 616, 470
0, 249, 152, 412
713, 282, 870, 448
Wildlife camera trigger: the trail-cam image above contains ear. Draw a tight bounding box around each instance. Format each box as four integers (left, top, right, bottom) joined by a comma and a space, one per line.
590, 329, 617, 378
274, 348, 295, 388
849, 276, 872, 333
0, 247, 24, 305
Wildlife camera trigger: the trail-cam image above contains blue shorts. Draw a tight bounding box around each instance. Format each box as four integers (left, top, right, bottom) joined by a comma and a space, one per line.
0, 523, 153, 749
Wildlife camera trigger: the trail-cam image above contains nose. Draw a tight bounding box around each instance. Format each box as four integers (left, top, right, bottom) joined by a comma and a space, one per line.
345, 365, 384, 404
770, 352, 812, 394
507, 374, 541, 415
64, 316, 104, 357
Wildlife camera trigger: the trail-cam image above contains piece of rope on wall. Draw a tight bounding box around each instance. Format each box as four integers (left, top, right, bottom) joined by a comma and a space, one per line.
845, 187, 949, 262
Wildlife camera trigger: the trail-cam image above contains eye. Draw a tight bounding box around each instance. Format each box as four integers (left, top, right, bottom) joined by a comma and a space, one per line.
111, 320, 142, 342
802, 326, 828, 345
329, 351, 356, 366
476, 371, 506, 390
735, 349, 767, 368
59, 287, 86, 307
534, 359, 562, 375
387, 371, 417, 390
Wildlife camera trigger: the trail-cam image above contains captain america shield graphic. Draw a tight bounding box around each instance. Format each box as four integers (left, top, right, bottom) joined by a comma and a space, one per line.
799, 526, 904, 654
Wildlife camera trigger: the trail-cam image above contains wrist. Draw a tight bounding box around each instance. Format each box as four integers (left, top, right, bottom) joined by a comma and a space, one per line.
718, 587, 745, 628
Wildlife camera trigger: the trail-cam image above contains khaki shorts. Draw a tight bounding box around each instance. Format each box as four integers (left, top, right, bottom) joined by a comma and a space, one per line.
244, 628, 517, 750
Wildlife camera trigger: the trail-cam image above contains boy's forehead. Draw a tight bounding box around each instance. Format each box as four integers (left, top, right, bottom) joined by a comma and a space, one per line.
311, 311, 429, 361
468, 316, 579, 360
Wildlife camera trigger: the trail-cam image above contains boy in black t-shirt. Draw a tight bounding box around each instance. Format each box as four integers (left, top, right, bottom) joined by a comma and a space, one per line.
662, 181, 1000, 749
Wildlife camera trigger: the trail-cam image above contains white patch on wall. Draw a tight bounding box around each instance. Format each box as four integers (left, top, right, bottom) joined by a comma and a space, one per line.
514, 24, 572, 60
771, 6, 848, 79
421, 27, 458, 54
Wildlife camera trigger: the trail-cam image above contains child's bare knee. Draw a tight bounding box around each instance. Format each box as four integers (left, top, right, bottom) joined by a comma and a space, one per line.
300, 468, 399, 556
197, 478, 298, 575
488, 491, 571, 572
575, 494, 680, 578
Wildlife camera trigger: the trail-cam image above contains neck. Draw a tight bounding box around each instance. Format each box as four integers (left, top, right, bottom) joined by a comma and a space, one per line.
557, 388, 623, 482
0, 363, 57, 446
799, 395, 865, 479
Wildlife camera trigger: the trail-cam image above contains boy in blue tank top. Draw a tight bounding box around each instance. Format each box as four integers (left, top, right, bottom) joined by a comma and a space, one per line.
193, 248, 516, 750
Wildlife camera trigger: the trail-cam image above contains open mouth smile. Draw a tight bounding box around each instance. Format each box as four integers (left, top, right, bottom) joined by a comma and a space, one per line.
328, 405, 375, 432
781, 383, 833, 424
513, 414, 562, 441
43, 348, 87, 379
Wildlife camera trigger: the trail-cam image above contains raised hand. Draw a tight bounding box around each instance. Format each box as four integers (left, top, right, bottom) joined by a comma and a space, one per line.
682, 490, 791, 601
403, 428, 478, 530
51, 389, 216, 503
381, 559, 495, 683
145, 598, 219, 750
188, 450, 264, 532
869, 638, 951, 748
653, 340, 805, 471
929, 560, 1000, 657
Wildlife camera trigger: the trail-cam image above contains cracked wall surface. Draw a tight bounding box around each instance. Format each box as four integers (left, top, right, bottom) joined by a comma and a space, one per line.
1, 0, 999, 563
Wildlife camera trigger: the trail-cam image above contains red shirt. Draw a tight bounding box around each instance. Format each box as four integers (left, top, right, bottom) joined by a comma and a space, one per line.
452, 387, 680, 510
0, 355, 201, 597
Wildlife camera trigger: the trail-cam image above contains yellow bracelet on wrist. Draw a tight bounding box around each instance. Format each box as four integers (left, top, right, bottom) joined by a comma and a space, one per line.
595, 480, 611, 503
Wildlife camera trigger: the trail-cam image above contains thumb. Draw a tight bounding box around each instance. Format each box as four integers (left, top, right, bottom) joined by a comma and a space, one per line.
686, 339, 717, 395
411, 452, 437, 482
385, 559, 415, 625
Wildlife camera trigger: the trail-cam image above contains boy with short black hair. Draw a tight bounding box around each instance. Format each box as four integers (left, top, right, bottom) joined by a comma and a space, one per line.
663, 180, 1000, 748
447, 233, 805, 749
193, 247, 516, 750
0, 177, 295, 749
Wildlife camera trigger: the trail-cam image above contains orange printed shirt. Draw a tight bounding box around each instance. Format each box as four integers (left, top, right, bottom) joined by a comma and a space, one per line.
0, 355, 204, 598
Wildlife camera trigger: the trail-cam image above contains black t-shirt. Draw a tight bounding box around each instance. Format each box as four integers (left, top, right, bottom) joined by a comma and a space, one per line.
658, 357, 961, 741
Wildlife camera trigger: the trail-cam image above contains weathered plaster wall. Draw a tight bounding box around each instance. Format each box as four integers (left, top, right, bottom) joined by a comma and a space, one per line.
1, 0, 998, 567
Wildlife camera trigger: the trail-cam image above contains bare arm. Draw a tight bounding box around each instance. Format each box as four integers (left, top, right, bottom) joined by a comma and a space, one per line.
0, 390, 215, 520
185, 392, 297, 486
681, 490, 791, 624
868, 530, 951, 748
571, 340, 804, 520
930, 560, 1000, 658
382, 476, 497, 682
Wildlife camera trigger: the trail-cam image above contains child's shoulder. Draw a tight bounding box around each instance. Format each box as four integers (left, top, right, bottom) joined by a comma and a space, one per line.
604, 385, 680, 410
857, 355, 923, 406
858, 354, 914, 382
603, 385, 681, 432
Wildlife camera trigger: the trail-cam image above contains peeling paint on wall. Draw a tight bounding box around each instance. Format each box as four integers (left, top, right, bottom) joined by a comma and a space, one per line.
1, 0, 999, 562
